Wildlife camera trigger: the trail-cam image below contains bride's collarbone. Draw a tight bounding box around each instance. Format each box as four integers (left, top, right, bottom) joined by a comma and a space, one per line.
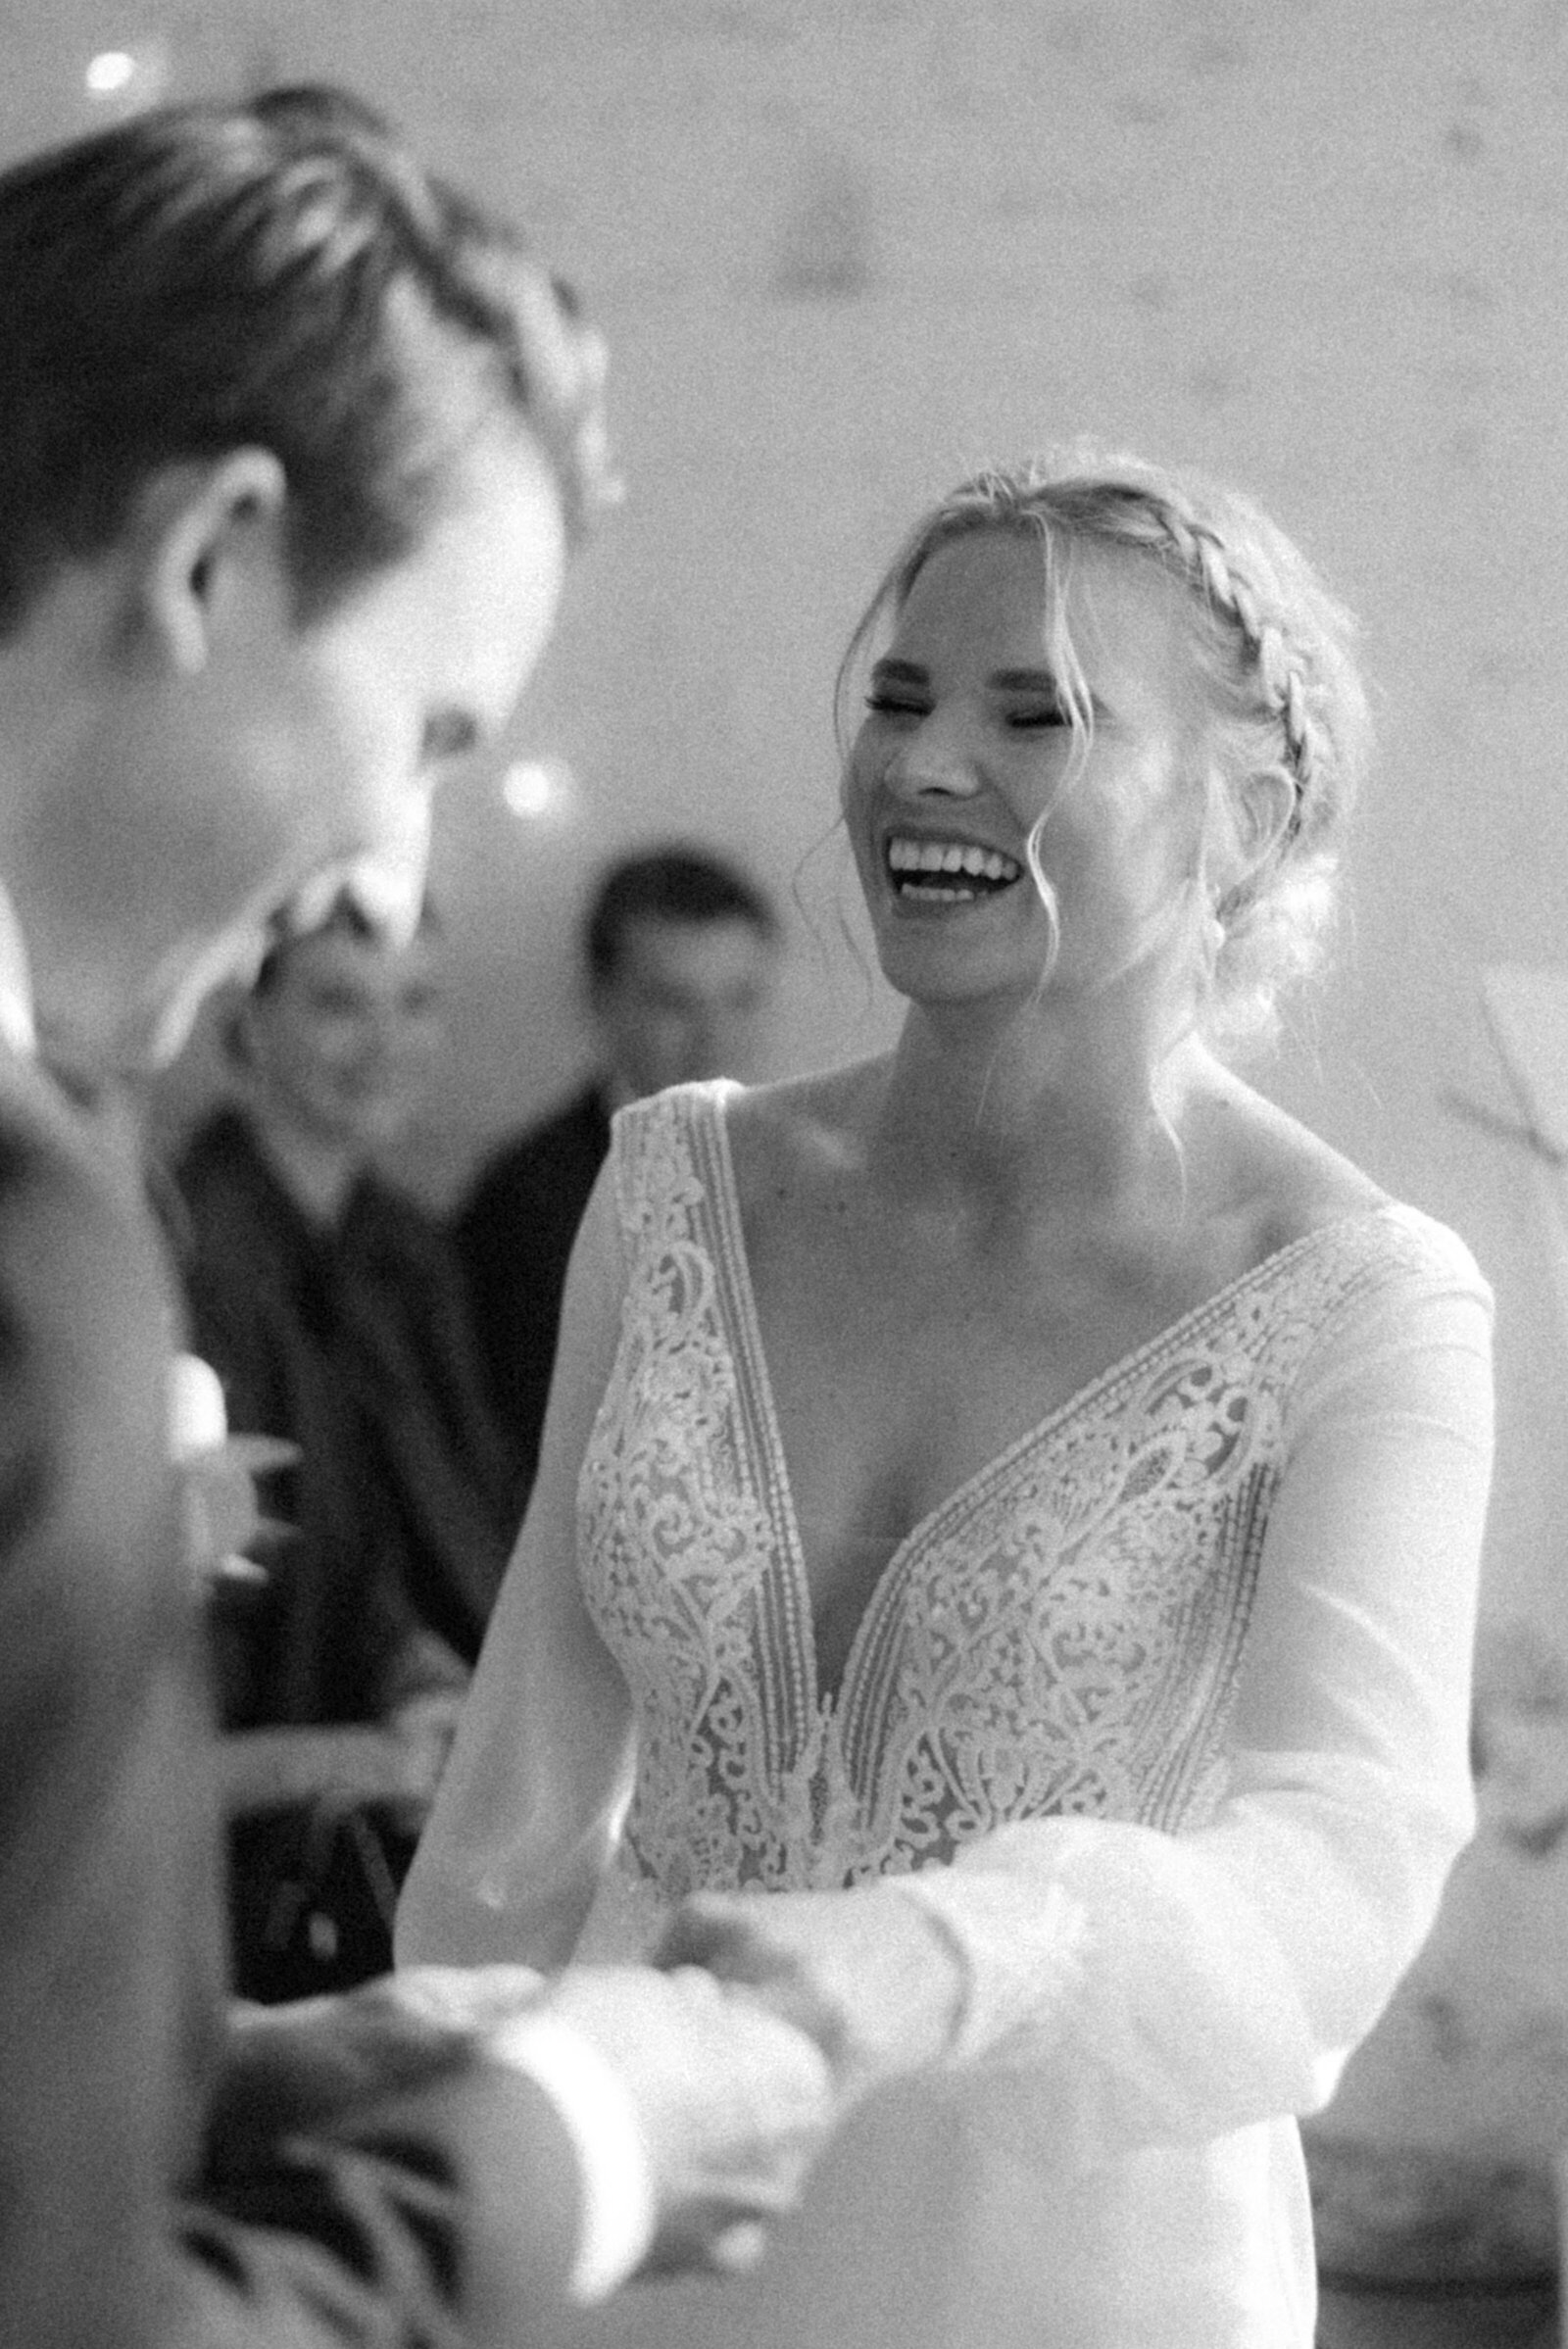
754, 1193, 1245, 1376
750, 1189, 1331, 1590
735, 1110, 1381, 1575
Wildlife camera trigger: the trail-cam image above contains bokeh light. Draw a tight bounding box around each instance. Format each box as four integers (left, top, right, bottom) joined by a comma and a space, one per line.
85, 50, 137, 94
502, 759, 578, 823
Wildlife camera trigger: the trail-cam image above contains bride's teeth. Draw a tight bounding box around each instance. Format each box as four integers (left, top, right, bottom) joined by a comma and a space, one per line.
886, 837, 1021, 886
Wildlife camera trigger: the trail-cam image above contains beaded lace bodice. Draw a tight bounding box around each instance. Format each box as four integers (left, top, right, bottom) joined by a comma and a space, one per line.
579, 1084, 1431, 1906
396, 1074, 1493, 2349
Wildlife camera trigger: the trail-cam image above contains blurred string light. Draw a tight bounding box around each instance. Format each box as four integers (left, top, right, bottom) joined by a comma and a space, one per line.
502, 758, 579, 824
82, 36, 170, 113
85, 50, 137, 94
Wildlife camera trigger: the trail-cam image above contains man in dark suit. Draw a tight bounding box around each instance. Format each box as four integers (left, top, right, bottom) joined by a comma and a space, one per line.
0, 85, 831, 2349
461, 845, 780, 1511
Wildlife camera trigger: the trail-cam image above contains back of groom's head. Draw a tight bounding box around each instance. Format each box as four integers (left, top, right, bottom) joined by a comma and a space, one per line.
0, 82, 612, 643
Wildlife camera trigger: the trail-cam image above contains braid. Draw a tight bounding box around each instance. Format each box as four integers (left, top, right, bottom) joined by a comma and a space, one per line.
1159, 511, 1320, 803
1088, 488, 1325, 815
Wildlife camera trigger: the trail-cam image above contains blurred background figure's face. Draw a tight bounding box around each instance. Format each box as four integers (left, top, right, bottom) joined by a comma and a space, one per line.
593, 913, 778, 1100
241, 922, 445, 1157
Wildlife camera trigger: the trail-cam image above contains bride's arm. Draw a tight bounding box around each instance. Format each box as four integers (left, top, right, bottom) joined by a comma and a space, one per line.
396, 1164, 635, 1973
666, 1246, 1494, 2161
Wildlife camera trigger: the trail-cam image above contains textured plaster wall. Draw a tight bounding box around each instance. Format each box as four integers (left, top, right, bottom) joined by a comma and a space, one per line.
6, 0, 1568, 2230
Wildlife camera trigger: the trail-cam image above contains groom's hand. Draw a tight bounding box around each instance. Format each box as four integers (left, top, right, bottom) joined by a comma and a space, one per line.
368, 1962, 835, 2281
657, 1885, 967, 2100
539, 1962, 834, 2275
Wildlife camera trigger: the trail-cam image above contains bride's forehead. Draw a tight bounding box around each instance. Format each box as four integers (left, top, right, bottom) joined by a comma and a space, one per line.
896, 530, 1187, 678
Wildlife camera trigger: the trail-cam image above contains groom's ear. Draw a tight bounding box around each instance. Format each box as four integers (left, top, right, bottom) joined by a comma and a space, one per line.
135, 449, 290, 675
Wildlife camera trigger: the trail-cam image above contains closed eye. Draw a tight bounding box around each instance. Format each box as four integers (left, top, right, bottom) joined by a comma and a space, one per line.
865, 658, 931, 721
991, 666, 1079, 731
1004, 705, 1069, 730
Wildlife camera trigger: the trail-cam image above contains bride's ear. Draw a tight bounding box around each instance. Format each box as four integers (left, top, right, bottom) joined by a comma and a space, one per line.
139, 449, 289, 676
1209, 765, 1298, 902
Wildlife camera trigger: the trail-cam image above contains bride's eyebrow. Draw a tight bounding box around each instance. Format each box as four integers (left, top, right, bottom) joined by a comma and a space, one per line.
992, 663, 1106, 719
868, 657, 927, 686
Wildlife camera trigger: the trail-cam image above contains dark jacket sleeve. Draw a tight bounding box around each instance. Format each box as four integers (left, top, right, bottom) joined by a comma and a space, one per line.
0, 1071, 227, 2349
0, 1070, 592, 2349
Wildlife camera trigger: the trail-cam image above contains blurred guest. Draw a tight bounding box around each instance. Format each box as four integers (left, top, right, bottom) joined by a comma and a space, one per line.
460, 842, 780, 1507
167, 881, 514, 1998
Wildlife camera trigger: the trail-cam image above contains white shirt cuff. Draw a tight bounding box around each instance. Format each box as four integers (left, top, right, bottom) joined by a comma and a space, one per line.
486, 2010, 657, 2303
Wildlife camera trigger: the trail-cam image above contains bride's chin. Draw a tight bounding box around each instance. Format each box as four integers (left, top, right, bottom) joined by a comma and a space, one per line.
873, 923, 1042, 1002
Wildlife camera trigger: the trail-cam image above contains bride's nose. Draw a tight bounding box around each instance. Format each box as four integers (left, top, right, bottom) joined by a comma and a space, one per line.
885, 710, 981, 801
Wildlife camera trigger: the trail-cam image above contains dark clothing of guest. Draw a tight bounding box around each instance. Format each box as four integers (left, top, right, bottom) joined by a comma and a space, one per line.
169, 1105, 515, 1998
457, 1080, 612, 1516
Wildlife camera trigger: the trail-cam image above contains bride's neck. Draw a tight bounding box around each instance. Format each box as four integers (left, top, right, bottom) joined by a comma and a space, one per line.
870, 1002, 1217, 1221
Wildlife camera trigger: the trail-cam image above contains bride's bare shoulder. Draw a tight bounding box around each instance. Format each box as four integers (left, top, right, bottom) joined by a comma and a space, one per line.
1206, 1076, 1391, 1249
722, 1057, 890, 1190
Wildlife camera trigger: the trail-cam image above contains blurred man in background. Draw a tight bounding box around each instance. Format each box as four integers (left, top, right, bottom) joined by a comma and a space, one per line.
460, 842, 780, 1511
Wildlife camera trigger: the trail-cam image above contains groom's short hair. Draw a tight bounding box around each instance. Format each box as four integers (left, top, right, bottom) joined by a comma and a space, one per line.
0, 83, 593, 640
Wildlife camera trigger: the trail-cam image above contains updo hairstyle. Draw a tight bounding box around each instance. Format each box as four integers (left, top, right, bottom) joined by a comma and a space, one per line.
0, 82, 619, 638
838, 451, 1371, 1048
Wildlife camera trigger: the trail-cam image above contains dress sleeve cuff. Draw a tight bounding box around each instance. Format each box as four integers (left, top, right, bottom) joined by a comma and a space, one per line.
882, 1852, 1087, 2066
486, 2010, 658, 2302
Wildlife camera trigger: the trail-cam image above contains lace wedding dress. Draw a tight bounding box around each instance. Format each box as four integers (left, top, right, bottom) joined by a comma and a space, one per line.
401, 1081, 1494, 2348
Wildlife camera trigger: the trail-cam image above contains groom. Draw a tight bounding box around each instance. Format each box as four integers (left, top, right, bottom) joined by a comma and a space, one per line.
0, 82, 831, 2349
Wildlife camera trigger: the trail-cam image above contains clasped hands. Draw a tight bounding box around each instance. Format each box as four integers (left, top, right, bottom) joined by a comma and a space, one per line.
656, 1879, 968, 2100
573, 1879, 968, 2279
396, 1882, 967, 2294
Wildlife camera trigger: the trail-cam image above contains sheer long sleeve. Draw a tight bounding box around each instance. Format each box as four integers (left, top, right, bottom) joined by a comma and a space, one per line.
885, 1259, 1494, 2166
396, 1164, 635, 1972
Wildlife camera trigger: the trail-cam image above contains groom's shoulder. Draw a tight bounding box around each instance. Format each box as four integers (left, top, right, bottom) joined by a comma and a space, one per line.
0, 1048, 169, 1391
0, 1047, 173, 1627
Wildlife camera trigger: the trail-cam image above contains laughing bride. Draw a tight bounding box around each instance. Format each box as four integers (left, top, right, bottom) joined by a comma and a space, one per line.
398, 450, 1494, 2349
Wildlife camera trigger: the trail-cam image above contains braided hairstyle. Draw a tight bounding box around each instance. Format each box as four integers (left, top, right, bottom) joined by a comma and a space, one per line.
838, 450, 1371, 1048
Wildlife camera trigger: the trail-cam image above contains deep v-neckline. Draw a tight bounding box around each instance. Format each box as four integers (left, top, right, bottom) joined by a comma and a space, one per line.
702, 1085, 1399, 1711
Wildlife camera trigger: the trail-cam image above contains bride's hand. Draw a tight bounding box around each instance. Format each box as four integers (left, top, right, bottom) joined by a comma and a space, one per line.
657, 1884, 967, 2099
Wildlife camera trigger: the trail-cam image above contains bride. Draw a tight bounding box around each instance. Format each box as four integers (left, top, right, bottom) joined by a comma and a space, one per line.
398, 451, 1494, 2347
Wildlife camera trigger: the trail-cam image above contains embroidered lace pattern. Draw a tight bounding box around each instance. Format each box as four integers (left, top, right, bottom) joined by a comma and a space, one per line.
578, 1085, 1438, 1908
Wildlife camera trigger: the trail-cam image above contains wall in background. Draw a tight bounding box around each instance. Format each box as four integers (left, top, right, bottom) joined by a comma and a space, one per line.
7, 0, 1568, 2241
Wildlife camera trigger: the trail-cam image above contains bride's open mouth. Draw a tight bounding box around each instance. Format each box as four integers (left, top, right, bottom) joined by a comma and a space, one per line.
885, 834, 1023, 905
